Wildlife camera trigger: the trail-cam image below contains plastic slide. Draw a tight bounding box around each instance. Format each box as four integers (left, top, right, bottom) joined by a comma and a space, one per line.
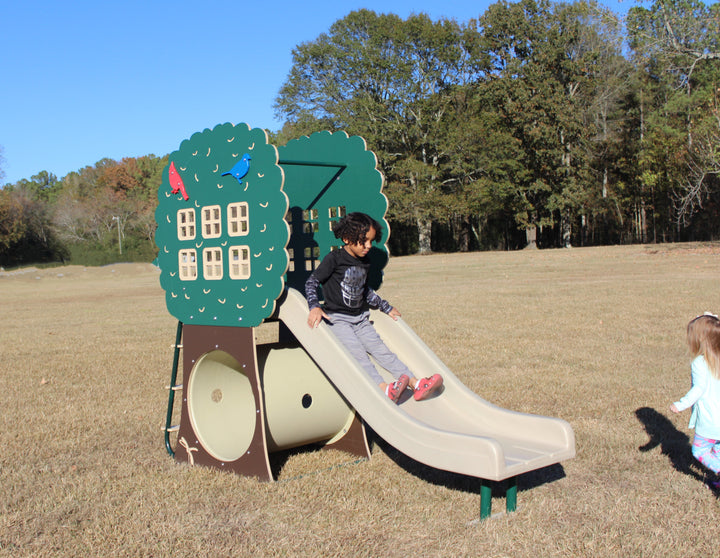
278, 288, 575, 481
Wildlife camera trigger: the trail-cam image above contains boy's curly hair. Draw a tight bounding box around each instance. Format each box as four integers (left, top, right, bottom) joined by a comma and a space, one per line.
332, 212, 383, 244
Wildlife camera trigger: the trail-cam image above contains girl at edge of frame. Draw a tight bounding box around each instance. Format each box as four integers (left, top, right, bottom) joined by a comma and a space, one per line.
671, 312, 720, 489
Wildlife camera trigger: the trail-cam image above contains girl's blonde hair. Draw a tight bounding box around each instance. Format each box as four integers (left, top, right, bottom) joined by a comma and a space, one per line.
687, 314, 720, 378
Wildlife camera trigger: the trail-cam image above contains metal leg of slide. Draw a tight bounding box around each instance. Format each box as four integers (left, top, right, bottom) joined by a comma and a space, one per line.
480, 477, 518, 521
506, 476, 518, 514
480, 481, 492, 520
164, 321, 183, 457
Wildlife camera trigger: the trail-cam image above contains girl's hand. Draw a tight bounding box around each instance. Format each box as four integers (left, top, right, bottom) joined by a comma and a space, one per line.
308, 307, 329, 329
670, 403, 680, 413
388, 307, 402, 321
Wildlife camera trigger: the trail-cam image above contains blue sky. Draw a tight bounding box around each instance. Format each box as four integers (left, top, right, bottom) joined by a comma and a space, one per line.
0, 0, 631, 186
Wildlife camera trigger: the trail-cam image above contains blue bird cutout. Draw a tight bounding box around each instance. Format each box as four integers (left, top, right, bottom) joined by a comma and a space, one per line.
222, 153, 251, 185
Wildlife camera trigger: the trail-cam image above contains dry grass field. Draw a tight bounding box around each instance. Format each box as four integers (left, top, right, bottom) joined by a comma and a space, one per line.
2, 243, 720, 557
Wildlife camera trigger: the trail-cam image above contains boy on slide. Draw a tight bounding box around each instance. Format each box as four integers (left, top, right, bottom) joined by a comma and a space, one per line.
305, 212, 442, 403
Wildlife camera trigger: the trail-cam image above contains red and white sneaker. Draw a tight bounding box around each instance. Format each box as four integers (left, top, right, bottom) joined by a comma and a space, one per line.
386, 374, 410, 403
413, 374, 443, 401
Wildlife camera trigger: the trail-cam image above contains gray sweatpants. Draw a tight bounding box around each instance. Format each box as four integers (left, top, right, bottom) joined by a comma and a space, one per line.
327, 310, 413, 385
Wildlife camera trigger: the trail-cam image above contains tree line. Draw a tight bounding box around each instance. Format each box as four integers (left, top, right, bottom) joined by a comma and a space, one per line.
0, 157, 166, 267
1, 0, 719, 267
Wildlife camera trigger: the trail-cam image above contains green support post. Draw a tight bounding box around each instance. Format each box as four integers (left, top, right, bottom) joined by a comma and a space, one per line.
506, 476, 518, 513
480, 476, 518, 521
480, 481, 492, 520
164, 321, 183, 457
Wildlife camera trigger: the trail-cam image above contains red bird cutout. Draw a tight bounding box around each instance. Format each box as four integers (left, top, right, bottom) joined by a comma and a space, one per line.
168, 161, 189, 201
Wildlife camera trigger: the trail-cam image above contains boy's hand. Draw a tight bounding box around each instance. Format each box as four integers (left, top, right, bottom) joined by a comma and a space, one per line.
670, 403, 680, 413
388, 307, 402, 321
308, 307, 329, 328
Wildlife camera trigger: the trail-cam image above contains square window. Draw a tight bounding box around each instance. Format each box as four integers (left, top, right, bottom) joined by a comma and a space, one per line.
201, 205, 222, 239
304, 246, 320, 259
303, 222, 319, 233
228, 202, 249, 237
202, 247, 223, 280
327, 206, 346, 231
177, 209, 196, 240
228, 246, 251, 280
178, 249, 198, 280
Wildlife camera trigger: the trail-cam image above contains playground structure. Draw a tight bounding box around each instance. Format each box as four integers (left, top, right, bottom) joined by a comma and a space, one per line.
156, 123, 575, 519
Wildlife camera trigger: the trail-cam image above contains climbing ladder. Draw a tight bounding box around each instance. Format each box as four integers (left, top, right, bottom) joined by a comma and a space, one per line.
163, 321, 183, 457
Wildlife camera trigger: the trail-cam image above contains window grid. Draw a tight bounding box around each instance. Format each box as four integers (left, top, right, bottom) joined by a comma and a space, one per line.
288, 248, 295, 272
177, 209, 196, 240
202, 205, 222, 238
327, 206, 346, 231
302, 208, 319, 234
178, 249, 198, 281
229, 246, 251, 280
227, 202, 249, 237
203, 247, 223, 280
304, 246, 320, 271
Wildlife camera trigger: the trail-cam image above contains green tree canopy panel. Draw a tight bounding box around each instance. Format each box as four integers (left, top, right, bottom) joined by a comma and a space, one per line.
155, 123, 289, 327
278, 130, 389, 291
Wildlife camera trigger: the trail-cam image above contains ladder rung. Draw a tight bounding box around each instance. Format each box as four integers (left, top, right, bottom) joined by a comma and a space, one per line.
171, 344, 184, 349
165, 384, 183, 391
163, 425, 180, 433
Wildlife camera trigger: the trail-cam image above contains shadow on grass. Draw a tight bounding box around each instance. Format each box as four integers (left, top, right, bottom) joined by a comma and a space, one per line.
367, 427, 567, 498
269, 443, 371, 481
635, 406, 717, 494
267, 428, 567, 498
